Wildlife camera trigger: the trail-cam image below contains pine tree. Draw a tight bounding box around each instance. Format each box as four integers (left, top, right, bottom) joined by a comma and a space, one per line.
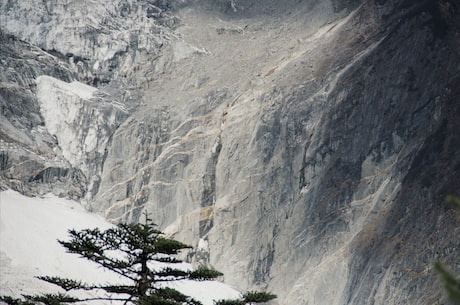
214, 291, 277, 305
434, 261, 460, 304
447, 195, 460, 215
434, 196, 460, 304
242, 291, 277, 304
1, 216, 224, 305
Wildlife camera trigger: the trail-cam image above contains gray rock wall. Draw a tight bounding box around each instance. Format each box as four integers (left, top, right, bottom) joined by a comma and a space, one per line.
0, 33, 85, 197
1, 0, 459, 304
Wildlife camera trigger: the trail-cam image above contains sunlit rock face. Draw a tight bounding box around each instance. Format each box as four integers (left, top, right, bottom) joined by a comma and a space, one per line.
1, 0, 459, 304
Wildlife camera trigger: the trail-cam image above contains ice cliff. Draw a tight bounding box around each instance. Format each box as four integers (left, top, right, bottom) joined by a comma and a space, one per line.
1, 0, 459, 304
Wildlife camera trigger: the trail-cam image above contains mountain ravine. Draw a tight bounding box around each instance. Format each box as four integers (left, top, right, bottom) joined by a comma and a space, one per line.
1, 0, 459, 304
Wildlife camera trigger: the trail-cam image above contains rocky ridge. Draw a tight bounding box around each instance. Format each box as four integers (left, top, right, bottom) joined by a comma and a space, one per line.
1, 0, 459, 304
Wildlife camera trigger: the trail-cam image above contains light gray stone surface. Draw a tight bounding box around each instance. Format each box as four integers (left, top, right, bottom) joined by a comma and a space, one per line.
1, 0, 459, 304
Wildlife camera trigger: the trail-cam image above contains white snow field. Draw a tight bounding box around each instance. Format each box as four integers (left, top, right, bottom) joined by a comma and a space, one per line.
0, 189, 241, 304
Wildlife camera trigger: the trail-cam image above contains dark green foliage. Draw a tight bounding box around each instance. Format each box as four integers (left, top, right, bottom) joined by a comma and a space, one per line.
0, 296, 35, 305
447, 195, 460, 215
25, 293, 80, 305
154, 267, 189, 279
154, 237, 192, 254
138, 292, 198, 305
36, 276, 88, 292
0, 217, 219, 305
434, 261, 460, 303
434, 196, 460, 304
155, 256, 183, 264
1, 213, 277, 305
214, 299, 246, 305
154, 287, 201, 305
214, 291, 277, 305
242, 291, 277, 303
98, 285, 137, 294
136, 287, 202, 305
189, 266, 224, 281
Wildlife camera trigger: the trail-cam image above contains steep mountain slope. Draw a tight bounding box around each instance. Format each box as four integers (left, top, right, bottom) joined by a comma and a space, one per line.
1, 0, 459, 304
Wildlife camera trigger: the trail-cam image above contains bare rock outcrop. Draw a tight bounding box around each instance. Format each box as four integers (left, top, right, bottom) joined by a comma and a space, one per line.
1, 0, 459, 304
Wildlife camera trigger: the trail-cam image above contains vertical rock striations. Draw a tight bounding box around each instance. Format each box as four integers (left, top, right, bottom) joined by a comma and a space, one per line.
1, 0, 459, 304
0, 33, 85, 197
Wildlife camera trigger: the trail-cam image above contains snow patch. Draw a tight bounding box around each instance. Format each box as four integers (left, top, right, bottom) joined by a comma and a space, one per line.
198, 238, 209, 251
0, 189, 118, 297
37, 75, 97, 100
0, 190, 241, 305
36, 76, 95, 167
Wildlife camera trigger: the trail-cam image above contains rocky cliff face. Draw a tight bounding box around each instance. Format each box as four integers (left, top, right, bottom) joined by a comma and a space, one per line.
1, 0, 459, 304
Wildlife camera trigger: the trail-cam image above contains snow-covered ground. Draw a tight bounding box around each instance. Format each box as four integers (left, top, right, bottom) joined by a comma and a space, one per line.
0, 190, 241, 304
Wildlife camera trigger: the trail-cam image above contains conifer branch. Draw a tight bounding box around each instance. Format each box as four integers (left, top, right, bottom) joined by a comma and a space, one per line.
1, 213, 276, 305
